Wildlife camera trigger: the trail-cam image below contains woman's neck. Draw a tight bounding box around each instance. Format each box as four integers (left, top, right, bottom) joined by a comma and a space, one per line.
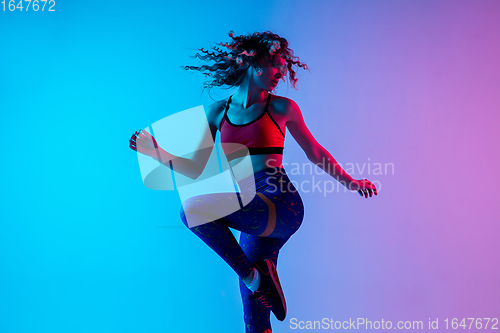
232, 76, 269, 109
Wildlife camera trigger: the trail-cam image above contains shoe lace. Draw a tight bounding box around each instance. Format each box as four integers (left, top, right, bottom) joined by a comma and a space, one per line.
256, 294, 272, 308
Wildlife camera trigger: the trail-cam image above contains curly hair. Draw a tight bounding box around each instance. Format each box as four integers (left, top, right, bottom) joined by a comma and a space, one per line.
181, 30, 309, 95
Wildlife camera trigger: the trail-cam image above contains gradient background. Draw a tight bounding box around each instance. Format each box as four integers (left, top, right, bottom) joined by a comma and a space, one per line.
1, 0, 499, 332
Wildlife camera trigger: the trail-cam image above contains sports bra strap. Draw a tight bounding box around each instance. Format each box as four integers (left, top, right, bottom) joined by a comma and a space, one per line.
224, 95, 233, 116
219, 95, 232, 130
264, 91, 272, 113
264, 93, 285, 138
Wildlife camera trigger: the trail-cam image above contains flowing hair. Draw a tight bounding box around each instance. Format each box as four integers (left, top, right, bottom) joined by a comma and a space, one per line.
181, 30, 309, 97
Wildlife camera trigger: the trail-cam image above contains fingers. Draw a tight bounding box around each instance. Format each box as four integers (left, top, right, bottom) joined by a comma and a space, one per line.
131, 129, 143, 137
129, 135, 137, 150
130, 129, 147, 141
358, 179, 378, 198
129, 128, 156, 152
368, 182, 377, 196
131, 129, 153, 141
358, 187, 377, 198
129, 129, 142, 151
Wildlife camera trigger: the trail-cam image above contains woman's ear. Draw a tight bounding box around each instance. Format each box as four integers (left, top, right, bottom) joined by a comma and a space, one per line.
244, 64, 258, 77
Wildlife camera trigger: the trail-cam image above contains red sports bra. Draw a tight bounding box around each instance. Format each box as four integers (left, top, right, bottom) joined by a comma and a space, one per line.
219, 92, 285, 161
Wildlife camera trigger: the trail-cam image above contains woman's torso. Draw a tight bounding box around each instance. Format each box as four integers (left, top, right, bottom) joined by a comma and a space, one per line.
214, 93, 289, 175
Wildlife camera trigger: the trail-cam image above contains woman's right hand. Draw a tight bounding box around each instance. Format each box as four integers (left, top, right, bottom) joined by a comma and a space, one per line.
129, 129, 159, 157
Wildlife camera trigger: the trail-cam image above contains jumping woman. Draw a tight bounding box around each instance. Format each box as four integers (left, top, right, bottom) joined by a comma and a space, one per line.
129, 31, 377, 333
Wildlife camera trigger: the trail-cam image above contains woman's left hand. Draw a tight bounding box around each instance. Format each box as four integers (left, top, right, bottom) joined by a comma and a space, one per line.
348, 179, 378, 198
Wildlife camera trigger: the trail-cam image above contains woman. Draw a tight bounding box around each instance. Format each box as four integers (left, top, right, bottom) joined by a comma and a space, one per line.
129, 31, 377, 333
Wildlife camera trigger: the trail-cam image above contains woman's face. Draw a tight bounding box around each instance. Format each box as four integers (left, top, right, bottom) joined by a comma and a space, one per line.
251, 54, 288, 91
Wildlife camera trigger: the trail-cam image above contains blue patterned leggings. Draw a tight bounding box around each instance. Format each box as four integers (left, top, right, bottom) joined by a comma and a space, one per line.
179, 167, 304, 332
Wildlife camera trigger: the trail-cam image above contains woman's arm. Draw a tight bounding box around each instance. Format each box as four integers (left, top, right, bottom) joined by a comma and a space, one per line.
284, 98, 377, 197
130, 101, 225, 180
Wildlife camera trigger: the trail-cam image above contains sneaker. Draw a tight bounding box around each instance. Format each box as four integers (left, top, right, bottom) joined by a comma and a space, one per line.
249, 259, 287, 321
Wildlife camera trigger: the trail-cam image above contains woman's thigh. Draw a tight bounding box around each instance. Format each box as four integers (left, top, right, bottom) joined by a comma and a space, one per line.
181, 189, 278, 236
182, 191, 303, 240
230, 187, 304, 238
181, 167, 305, 238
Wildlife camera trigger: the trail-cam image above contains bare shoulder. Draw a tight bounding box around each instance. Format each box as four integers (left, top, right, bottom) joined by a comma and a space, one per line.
206, 98, 227, 116
205, 98, 228, 130
269, 95, 301, 121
